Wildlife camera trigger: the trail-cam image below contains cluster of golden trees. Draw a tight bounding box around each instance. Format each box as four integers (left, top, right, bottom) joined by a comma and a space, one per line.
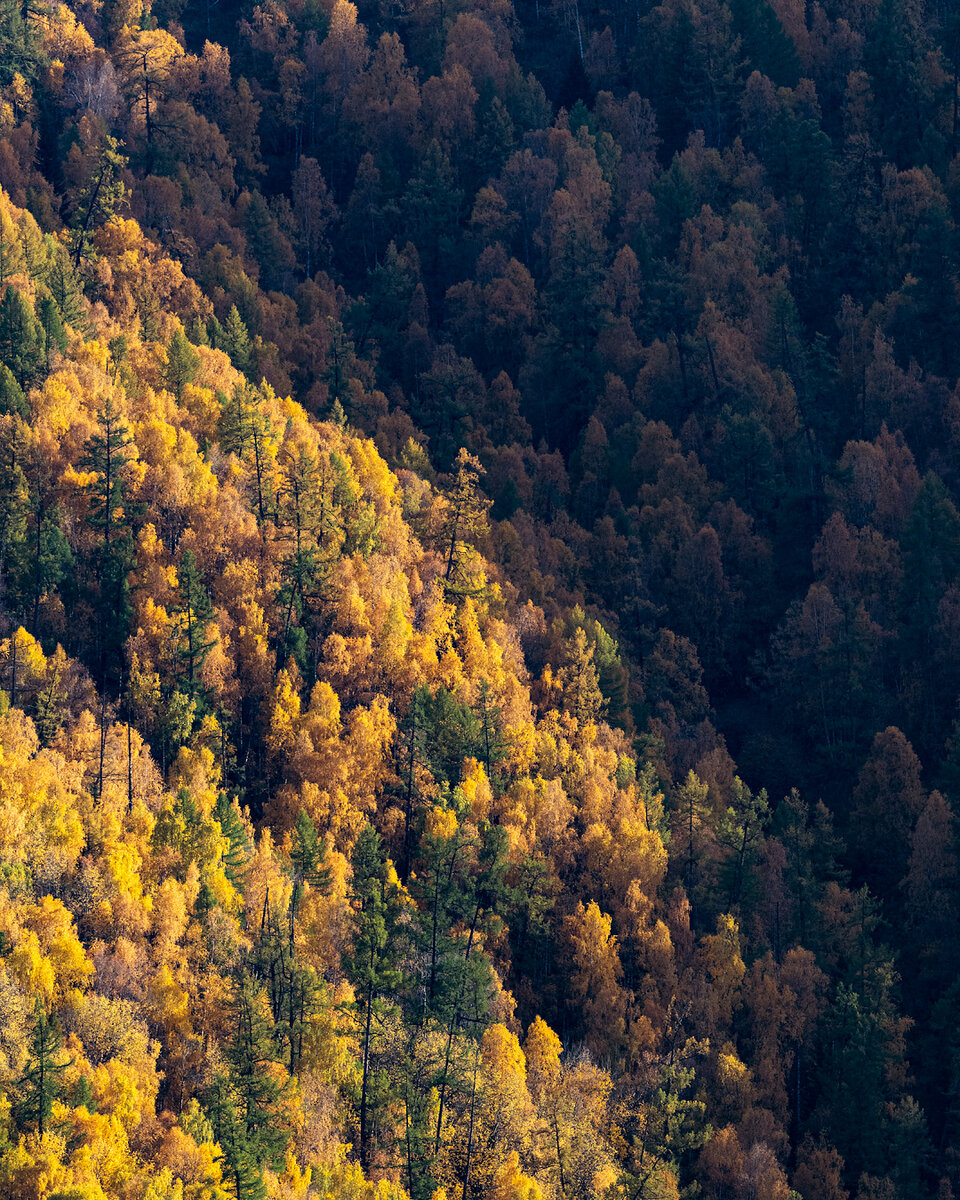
0, 180, 916, 1200
2, 0, 960, 1187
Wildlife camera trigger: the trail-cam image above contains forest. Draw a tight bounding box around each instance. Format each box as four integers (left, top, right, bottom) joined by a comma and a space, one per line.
1, 0, 960, 1194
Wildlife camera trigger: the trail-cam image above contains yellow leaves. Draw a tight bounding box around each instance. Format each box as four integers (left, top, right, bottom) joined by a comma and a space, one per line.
695, 914, 746, 1036
34, 2, 95, 60
373, 593, 414, 682
346, 433, 399, 519
59, 1105, 139, 1196
101, 841, 151, 938
92, 219, 210, 329
69, 993, 152, 1072
268, 669, 303, 757
303, 679, 340, 742
0, 964, 31, 1078
172, 744, 222, 812
152, 876, 190, 953
444, 1023, 538, 1199
0, 704, 86, 889
414, 580, 456, 679
232, 595, 273, 700
320, 632, 373, 695
424, 805, 458, 841
341, 696, 394, 826
143, 1168, 186, 1200
0, 628, 47, 702
297, 845, 352, 979
565, 900, 627, 1060
16, 896, 92, 1003
9, 77, 37, 129
116, 24, 184, 75
483, 1021, 528, 1084
242, 827, 292, 934
490, 1152, 543, 1200
179, 381, 222, 447
0, 1128, 71, 1200
268, 677, 392, 848
153, 1116, 226, 1200
7, 931, 56, 1005
146, 962, 192, 1039
715, 1043, 754, 1121
523, 1016, 562, 1100
458, 758, 492, 822
93, 1041, 162, 1133
593, 804, 668, 934
266, 1153, 312, 1198
33, 365, 95, 442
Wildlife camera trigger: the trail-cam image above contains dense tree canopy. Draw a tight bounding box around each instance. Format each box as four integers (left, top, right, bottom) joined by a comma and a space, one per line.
0, 0, 959, 1195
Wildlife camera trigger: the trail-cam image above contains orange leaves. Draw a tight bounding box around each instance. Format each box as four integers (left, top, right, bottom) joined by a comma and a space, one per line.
0, 702, 86, 888
565, 901, 627, 1061
91, 218, 210, 330
267, 672, 394, 849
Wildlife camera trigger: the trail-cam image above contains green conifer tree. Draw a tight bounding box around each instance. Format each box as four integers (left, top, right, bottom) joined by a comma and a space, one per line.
344, 824, 406, 1173
80, 394, 137, 679
288, 809, 331, 934
0, 362, 27, 418
215, 792, 252, 889
0, 287, 45, 389
208, 969, 289, 1199
16, 1003, 68, 1138
163, 327, 201, 403
171, 549, 216, 697
36, 294, 67, 358
70, 134, 127, 268
219, 305, 252, 376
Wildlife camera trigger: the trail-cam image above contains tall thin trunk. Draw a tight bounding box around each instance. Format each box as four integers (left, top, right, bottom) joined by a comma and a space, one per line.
434, 898, 481, 1157
8, 628, 16, 709
360, 979, 374, 1171
462, 1040, 481, 1197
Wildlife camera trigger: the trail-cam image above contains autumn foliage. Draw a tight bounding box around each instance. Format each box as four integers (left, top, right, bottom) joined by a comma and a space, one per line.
1, 0, 960, 1194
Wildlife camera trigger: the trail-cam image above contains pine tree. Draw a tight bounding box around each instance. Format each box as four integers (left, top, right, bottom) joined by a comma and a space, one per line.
344, 823, 406, 1173
275, 444, 342, 644
0, 0, 42, 87
16, 1003, 68, 1138
288, 809, 331, 933
163, 327, 201, 403
80, 394, 137, 678
218, 384, 276, 526
36, 294, 67, 358
215, 792, 252, 889
219, 305, 252, 376
171, 549, 216, 697
716, 777, 770, 911
558, 626, 607, 728
24, 504, 72, 639
0, 286, 45, 389
419, 685, 484, 788
46, 244, 86, 331
475, 680, 507, 784
209, 969, 289, 1197
81, 395, 134, 576
206, 1072, 268, 1200
422, 820, 506, 1162
0, 204, 25, 285
0, 362, 27, 418
70, 134, 127, 268
669, 771, 714, 922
